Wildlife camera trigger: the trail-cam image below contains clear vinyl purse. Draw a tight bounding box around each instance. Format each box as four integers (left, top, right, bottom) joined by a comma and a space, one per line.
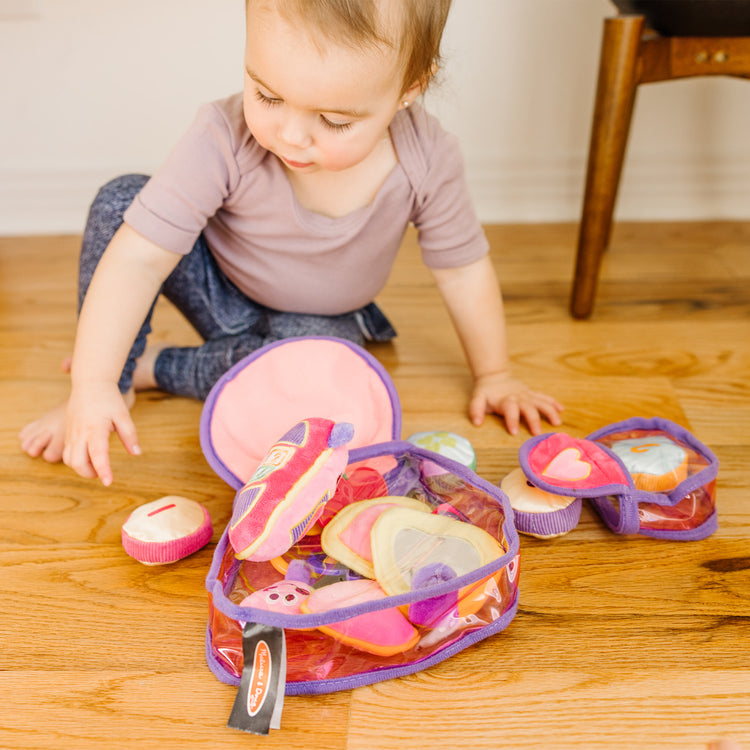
199, 337, 520, 709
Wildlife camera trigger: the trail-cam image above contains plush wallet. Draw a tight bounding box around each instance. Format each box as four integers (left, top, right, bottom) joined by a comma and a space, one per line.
516, 416, 719, 541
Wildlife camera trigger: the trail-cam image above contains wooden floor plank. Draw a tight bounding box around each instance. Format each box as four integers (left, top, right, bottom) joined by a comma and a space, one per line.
0, 672, 351, 750
2, 223, 749, 748
346, 669, 750, 750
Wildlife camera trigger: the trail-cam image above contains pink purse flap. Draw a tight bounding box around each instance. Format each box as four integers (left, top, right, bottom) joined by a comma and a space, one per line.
199, 337, 401, 489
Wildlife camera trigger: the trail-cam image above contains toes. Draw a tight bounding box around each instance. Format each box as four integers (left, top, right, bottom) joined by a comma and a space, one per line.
20, 426, 64, 463
19, 405, 68, 463
41, 434, 65, 463
19, 423, 47, 458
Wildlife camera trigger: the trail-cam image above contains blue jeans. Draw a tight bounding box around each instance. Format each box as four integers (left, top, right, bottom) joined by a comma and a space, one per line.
79, 174, 396, 399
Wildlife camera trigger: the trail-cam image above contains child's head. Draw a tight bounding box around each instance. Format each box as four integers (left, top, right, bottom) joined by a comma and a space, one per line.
266, 0, 452, 96
242, 0, 452, 174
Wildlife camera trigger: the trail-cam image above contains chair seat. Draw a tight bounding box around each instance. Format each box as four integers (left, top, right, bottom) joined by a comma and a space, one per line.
612, 0, 750, 37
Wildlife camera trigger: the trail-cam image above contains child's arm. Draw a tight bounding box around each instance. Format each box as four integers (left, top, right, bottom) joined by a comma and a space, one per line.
430, 255, 563, 435
63, 224, 182, 485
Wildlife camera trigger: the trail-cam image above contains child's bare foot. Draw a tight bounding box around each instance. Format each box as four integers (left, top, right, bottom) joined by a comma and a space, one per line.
19, 401, 69, 463
19, 388, 135, 464
132, 343, 168, 391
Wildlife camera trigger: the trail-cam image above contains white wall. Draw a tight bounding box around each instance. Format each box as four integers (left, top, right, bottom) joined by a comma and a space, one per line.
1, 0, 749, 234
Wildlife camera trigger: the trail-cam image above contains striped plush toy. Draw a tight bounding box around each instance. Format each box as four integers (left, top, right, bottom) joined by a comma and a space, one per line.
228, 418, 354, 561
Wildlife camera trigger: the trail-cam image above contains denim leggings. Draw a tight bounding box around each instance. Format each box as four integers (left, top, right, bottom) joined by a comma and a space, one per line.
79, 174, 397, 400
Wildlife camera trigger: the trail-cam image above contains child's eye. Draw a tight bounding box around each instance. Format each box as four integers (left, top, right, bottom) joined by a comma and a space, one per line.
320, 116, 353, 133
255, 89, 281, 107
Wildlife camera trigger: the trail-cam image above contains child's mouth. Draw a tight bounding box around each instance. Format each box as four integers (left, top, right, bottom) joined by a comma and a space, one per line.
283, 156, 314, 169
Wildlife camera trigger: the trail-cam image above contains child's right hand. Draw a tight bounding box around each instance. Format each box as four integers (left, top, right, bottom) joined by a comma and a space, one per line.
469, 371, 563, 436
62, 381, 140, 486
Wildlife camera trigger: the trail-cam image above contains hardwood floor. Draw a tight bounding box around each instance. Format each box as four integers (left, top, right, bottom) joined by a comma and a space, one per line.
1, 222, 748, 749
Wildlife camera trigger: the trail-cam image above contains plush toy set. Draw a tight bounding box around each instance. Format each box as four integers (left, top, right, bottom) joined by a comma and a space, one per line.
119, 336, 720, 733
199, 338, 520, 702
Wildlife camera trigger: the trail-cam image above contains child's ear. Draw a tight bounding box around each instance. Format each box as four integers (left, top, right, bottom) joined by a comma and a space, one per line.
402, 62, 439, 105
401, 80, 424, 108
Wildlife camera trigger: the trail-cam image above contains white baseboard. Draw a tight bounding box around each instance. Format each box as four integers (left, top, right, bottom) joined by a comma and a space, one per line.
2, 156, 750, 235
0, 169, 117, 235
467, 152, 750, 224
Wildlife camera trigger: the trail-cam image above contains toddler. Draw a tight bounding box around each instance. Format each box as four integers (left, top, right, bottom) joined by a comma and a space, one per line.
20, 0, 563, 486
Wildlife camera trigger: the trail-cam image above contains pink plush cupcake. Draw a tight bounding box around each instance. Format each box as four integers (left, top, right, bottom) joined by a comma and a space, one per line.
122, 495, 213, 565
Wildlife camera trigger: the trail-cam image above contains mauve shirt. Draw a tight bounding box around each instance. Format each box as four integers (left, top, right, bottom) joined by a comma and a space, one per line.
124, 93, 488, 315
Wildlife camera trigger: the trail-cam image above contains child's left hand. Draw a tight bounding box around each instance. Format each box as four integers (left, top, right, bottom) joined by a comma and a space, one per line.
469, 371, 563, 436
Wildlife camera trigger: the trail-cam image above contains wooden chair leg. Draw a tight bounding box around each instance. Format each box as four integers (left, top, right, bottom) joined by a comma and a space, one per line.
570, 15, 645, 318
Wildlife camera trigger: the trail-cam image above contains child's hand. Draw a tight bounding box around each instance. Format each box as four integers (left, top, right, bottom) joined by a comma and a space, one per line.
469, 371, 563, 436
62, 381, 140, 486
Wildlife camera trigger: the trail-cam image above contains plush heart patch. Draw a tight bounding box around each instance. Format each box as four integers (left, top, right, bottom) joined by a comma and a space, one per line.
527, 433, 630, 490
542, 447, 592, 482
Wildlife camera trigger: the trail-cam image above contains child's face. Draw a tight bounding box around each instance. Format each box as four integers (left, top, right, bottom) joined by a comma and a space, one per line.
243, 3, 411, 174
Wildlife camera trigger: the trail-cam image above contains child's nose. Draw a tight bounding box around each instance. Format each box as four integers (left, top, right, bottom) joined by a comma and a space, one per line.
278, 114, 312, 149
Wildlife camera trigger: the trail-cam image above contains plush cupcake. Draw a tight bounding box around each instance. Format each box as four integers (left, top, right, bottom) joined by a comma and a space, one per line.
501, 467, 582, 539
122, 495, 213, 565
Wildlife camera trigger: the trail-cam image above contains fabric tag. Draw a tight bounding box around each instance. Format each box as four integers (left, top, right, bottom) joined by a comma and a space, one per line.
227, 623, 286, 735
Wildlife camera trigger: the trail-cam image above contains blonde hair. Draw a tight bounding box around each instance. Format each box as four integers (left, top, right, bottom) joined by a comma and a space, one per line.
250, 0, 452, 95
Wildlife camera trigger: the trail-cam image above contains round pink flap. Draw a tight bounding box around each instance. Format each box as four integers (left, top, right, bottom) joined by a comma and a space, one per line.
203, 338, 400, 486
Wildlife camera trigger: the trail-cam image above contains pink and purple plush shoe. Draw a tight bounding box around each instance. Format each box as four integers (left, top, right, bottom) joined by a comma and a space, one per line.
229, 418, 354, 561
